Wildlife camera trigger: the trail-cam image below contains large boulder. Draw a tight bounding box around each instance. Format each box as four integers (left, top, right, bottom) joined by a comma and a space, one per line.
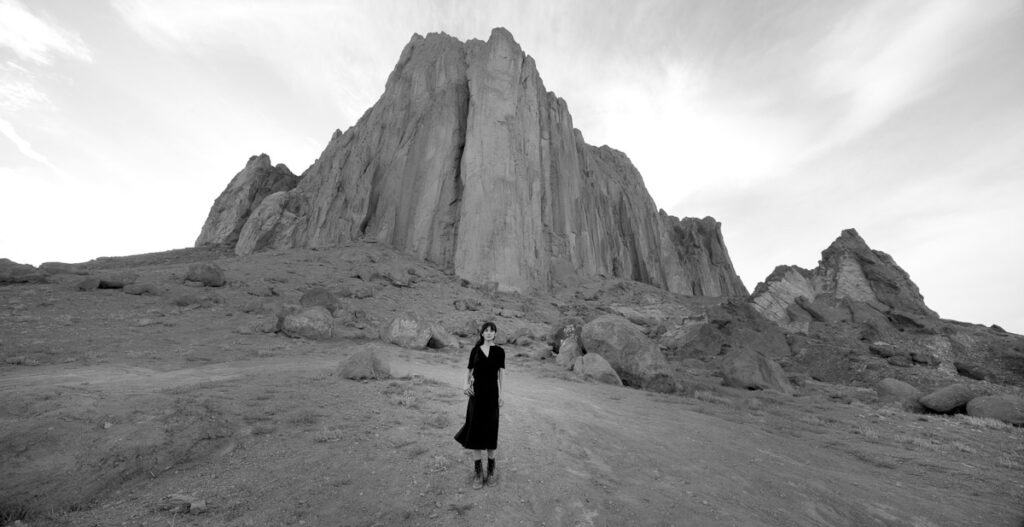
185, 263, 226, 287
919, 384, 982, 413
572, 354, 622, 386
337, 347, 391, 380
581, 315, 675, 393
98, 271, 139, 289
426, 323, 460, 349
381, 313, 431, 349
720, 347, 793, 394
280, 306, 334, 340
965, 395, 1024, 425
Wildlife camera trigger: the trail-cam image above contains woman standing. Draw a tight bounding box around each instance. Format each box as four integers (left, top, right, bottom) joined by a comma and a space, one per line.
454, 322, 505, 489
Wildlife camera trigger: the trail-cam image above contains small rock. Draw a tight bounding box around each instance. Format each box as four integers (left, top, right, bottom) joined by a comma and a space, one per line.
300, 286, 341, 315
381, 313, 431, 349
954, 362, 989, 381
245, 281, 277, 297
555, 338, 582, 369
572, 353, 623, 386
337, 348, 391, 380
124, 283, 160, 295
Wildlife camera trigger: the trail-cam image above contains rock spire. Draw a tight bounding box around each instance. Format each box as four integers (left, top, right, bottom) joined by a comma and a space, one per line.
196, 28, 747, 296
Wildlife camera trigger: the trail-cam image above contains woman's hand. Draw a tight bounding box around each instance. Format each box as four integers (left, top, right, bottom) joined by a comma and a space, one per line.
498, 395, 504, 407
464, 386, 474, 397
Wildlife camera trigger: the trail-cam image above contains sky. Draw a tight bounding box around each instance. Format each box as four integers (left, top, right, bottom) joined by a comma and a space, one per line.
1, 0, 1022, 333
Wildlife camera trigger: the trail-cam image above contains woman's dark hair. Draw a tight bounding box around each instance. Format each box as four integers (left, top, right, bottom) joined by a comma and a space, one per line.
474, 322, 498, 348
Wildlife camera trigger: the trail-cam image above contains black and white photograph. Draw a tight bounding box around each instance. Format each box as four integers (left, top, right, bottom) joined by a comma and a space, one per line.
2, 1, 1023, 525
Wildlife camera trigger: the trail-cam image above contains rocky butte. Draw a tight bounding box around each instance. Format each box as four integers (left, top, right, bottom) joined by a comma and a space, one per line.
196, 28, 746, 297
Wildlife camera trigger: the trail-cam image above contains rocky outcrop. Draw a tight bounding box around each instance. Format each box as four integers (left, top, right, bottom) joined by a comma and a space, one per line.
195, 154, 298, 247
198, 28, 746, 296
581, 315, 675, 392
751, 229, 936, 332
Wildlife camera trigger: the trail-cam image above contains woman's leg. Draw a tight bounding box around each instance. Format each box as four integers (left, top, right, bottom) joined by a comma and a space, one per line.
472, 450, 484, 489
485, 449, 497, 485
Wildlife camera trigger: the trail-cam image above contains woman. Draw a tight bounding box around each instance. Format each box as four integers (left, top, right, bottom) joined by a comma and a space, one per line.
454, 322, 505, 489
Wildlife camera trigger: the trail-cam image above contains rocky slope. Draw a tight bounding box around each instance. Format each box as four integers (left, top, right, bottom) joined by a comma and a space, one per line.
196, 28, 746, 297
195, 154, 298, 247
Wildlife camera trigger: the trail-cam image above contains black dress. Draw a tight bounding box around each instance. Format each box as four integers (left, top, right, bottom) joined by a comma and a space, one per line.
454, 345, 505, 450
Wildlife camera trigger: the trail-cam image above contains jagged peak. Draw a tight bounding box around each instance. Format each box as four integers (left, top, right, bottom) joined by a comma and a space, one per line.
246, 153, 272, 169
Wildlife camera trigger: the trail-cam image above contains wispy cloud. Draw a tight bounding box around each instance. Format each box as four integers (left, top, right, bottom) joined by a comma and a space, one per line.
0, 0, 92, 65
0, 116, 61, 172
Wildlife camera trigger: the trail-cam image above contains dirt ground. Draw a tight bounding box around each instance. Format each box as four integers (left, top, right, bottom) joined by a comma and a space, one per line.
2, 246, 1023, 526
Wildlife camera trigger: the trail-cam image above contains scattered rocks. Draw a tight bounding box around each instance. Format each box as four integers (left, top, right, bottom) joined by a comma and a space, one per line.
280, 306, 334, 340
909, 350, 938, 366
185, 263, 226, 287
965, 395, 1024, 425
338, 348, 391, 380
572, 354, 623, 386
339, 283, 375, 299
245, 281, 277, 297
919, 383, 982, 413
453, 298, 482, 311
720, 347, 793, 394
299, 286, 341, 315
381, 313, 431, 349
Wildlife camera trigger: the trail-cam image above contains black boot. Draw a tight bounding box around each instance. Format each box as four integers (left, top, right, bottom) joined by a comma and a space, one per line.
472, 459, 483, 489
485, 457, 496, 486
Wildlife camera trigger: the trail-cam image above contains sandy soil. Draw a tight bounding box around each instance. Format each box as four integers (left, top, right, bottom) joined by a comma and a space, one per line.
2, 246, 1023, 526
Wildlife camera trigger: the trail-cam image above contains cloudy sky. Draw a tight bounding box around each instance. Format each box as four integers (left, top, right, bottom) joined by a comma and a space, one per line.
2, 0, 1022, 332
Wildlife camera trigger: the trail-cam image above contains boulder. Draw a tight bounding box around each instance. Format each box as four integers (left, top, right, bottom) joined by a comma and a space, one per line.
581, 315, 675, 393
869, 342, 900, 358
453, 298, 482, 311
720, 347, 793, 394
954, 361, 990, 381
966, 395, 1024, 425
337, 347, 391, 380
426, 323, 460, 349
909, 350, 938, 366
75, 277, 101, 291
185, 263, 226, 287
123, 283, 161, 295
555, 338, 583, 369
919, 384, 981, 413
875, 378, 922, 410
281, 306, 333, 340
299, 286, 341, 315
381, 313, 431, 349
549, 318, 583, 353
0, 258, 47, 284
572, 354, 623, 386
98, 271, 139, 289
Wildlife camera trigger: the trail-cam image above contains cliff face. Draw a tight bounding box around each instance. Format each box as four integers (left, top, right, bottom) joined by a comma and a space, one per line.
198, 28, 747, 296
750, 229, 936, 332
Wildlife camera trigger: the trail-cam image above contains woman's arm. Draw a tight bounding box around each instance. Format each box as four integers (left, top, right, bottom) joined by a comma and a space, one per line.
464, 368, 474, 396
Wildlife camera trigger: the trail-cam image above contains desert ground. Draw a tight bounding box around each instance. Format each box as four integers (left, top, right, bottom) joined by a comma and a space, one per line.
2, 244, 1022, 526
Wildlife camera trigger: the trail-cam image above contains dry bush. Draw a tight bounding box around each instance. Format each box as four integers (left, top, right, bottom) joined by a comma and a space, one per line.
956, 414, 1012, 430
287, 410, 322, 426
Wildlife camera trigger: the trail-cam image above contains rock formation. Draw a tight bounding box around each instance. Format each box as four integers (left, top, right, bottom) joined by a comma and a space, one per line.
197, 28, 746, 296
195, 154, 298, 247
750, 229, 935, 333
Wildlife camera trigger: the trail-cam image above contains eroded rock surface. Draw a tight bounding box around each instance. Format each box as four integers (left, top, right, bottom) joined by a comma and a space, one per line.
196, 154, 298, 247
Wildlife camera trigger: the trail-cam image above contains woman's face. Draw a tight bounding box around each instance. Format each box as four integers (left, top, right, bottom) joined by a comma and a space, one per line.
482, 327, 496, 342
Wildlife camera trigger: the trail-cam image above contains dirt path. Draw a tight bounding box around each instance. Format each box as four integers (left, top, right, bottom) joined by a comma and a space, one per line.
4, 345, 1021, 526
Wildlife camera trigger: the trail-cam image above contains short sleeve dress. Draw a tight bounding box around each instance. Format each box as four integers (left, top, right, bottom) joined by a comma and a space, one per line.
454, 345, 505, 450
